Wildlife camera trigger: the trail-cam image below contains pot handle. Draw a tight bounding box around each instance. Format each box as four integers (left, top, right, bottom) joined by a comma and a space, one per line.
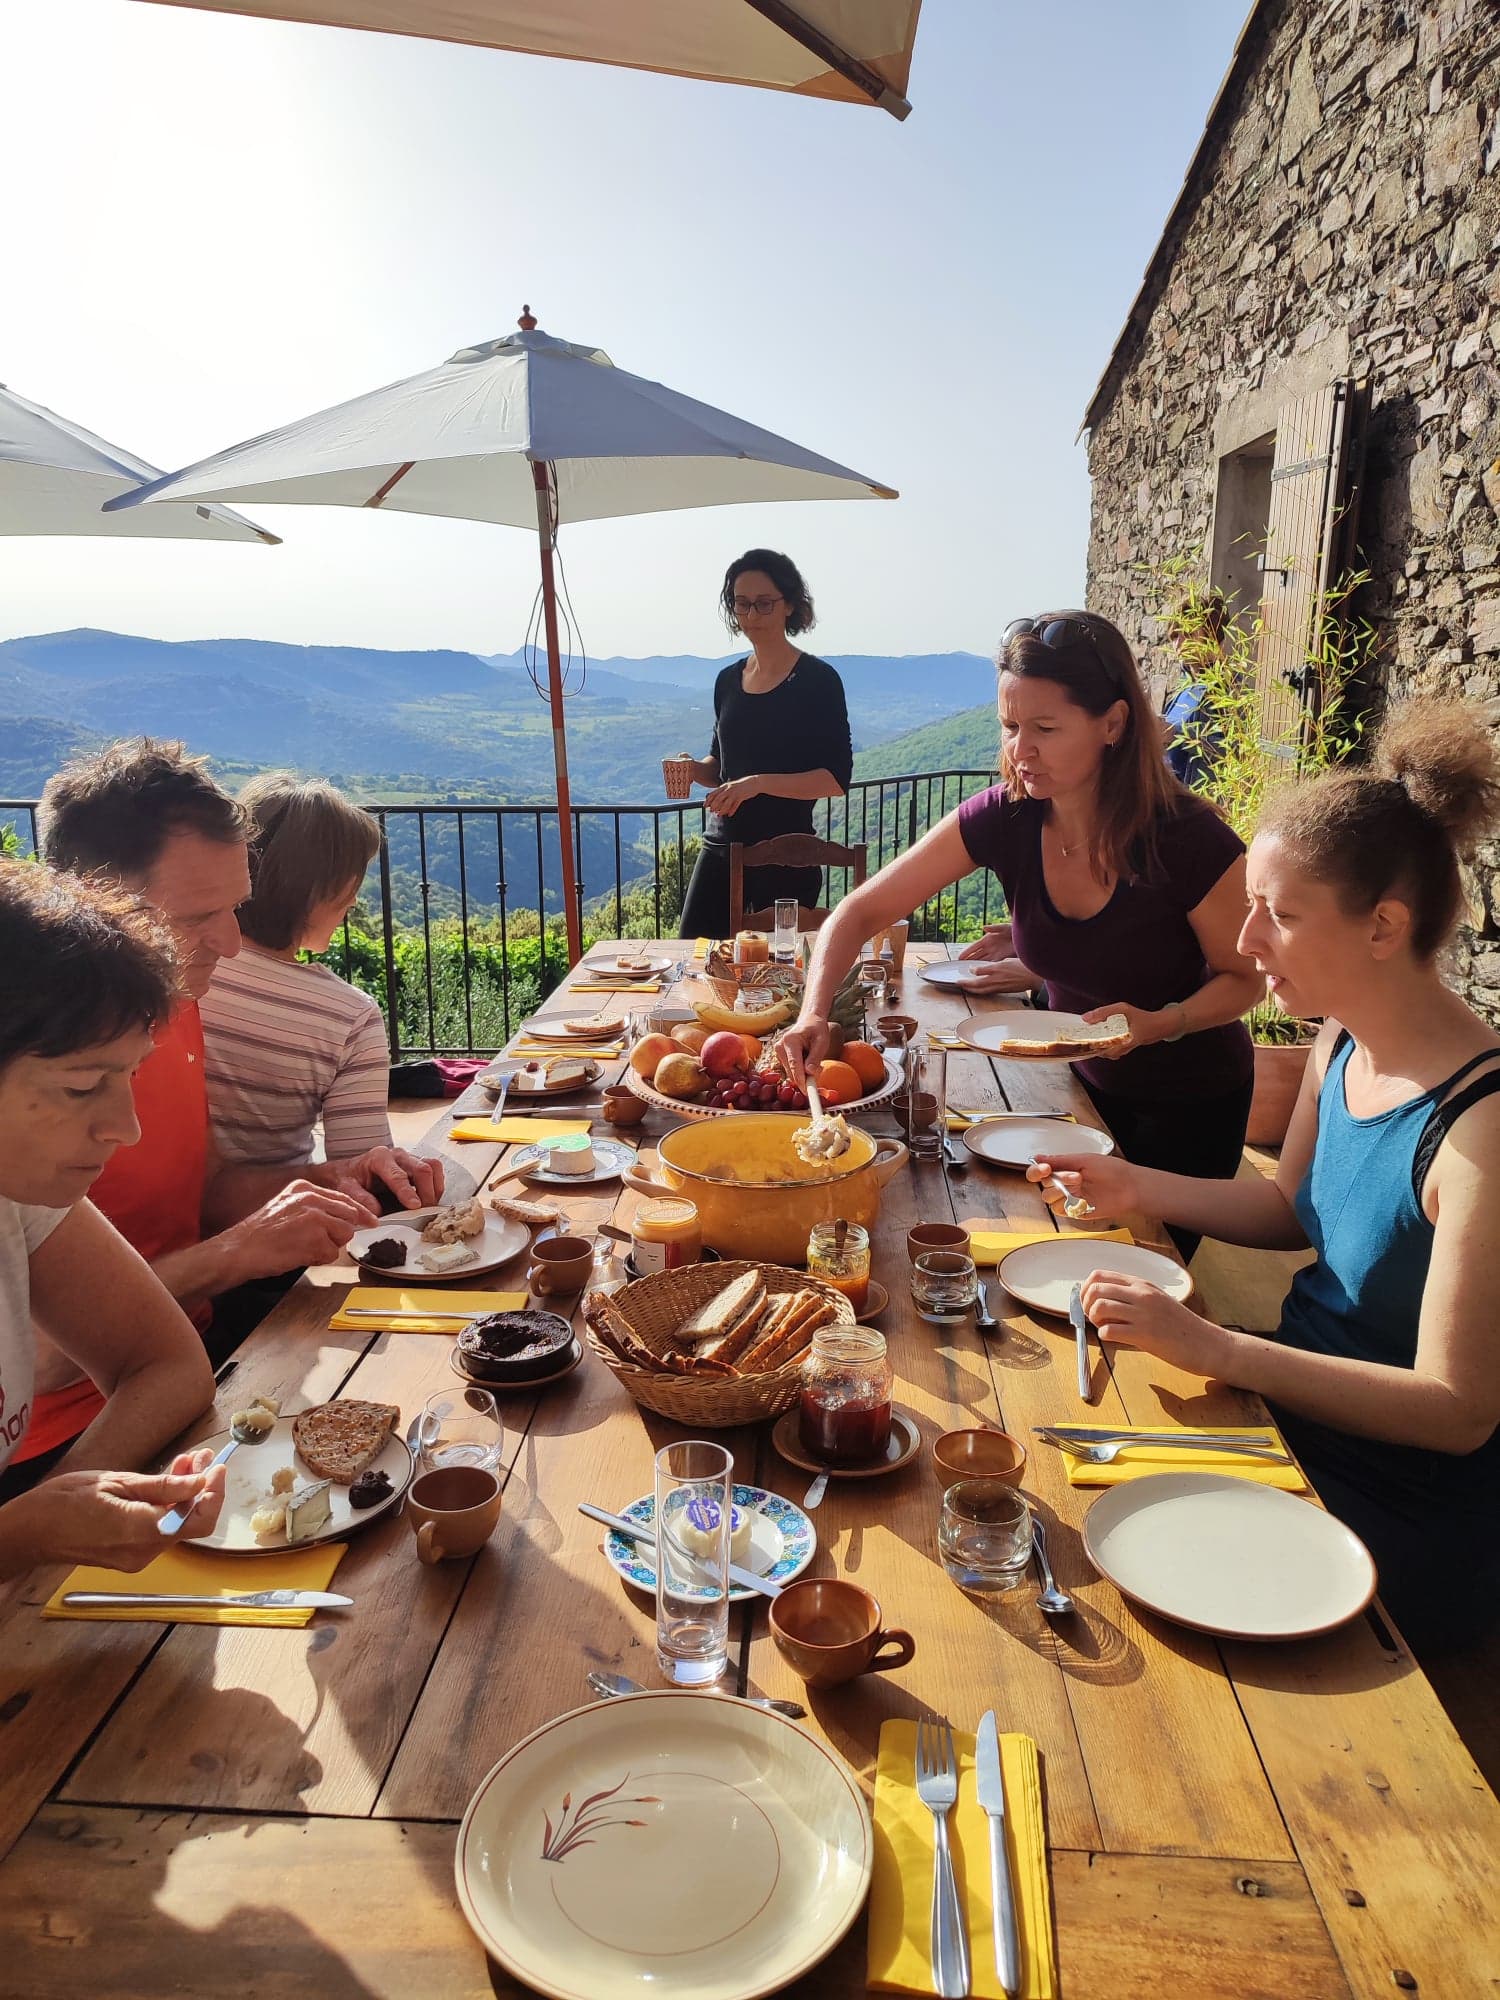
622, 1164, 674, 1198
872, 1137, 909, 1187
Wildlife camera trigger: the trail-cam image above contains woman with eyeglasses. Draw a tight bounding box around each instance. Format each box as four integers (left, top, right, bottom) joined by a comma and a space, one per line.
781, 610, 1264, 1256
675, 550, 852, 939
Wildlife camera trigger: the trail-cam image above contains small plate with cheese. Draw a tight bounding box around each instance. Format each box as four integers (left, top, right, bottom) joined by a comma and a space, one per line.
601, 1484, 816, 1603
504, 1136, 638, 1188
349, 1205, 530, 1282
192, 1408, 414, 1553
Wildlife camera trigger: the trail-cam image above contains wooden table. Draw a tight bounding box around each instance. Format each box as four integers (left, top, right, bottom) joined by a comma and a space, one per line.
1, 943, 1495, 1998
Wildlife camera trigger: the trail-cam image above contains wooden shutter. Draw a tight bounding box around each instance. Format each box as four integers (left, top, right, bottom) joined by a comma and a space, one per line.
1254, 380, 1357, 785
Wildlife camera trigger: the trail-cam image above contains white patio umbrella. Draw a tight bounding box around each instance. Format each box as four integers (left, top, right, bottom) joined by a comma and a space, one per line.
133, 0, 922, 118
104, 312, 896, 959
0, 383, 277, 542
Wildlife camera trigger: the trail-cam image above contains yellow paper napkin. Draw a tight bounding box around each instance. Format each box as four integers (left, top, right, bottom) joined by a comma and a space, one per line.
329, 1287, 527, 1332
568, 982, 661, 996
450, 1115, 593, 1143
508, 1039, 626, 1055
946, 1111, 1077, 1131
46, 1541, 347, 1627
964, 1225, 1133, 1267
869, 1718, 1056, 1999
1062, 1424, 1307, 1491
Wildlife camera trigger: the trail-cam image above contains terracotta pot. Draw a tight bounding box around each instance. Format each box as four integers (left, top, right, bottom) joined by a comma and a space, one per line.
1247, 1041, 1313, 1147
622, 1113, 908, 1266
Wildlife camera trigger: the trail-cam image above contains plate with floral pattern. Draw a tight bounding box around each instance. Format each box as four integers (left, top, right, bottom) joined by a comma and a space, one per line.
600, 1485, 815, 1603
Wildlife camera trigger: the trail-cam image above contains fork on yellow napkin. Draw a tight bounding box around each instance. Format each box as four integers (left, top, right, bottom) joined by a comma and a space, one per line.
329, 1287, 526, 1332
45, 1541, 347, 1627
868, 1718, 1056, 1998
1061, 1424, 1307, 1490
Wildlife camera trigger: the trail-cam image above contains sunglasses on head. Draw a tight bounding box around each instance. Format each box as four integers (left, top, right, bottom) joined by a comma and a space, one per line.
1001, 614, 1123, 687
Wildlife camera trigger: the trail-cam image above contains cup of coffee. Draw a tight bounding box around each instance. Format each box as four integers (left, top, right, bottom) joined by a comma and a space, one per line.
662, 753, 694, 801
769, 1578, 916, 1690
528, 1233, 595, 1296
601, 1083, 647, 1128
933, 1427, 1028, 1488
907, 1222, 971, 1265
406, 1465, 503, 1564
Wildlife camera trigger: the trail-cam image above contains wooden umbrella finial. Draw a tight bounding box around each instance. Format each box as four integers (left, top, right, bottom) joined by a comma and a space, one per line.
518, 304, 538, 330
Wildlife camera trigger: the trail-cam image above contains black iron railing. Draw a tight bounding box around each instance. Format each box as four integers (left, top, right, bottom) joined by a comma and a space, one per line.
2, 768, 1000, 1059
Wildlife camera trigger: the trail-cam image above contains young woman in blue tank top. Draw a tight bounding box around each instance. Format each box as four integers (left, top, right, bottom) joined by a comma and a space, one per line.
1032, 698, 1500, 1654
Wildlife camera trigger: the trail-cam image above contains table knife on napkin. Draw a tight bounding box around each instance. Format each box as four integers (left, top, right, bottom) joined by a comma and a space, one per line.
976, 1709, 1020, 1996
1070, 1283, 1092, 1402
61, 1590, 353, 1610
577, 1502, 781, 1599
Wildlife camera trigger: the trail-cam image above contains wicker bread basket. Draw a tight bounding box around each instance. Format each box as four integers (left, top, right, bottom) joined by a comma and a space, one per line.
583, 1259, 855, 1425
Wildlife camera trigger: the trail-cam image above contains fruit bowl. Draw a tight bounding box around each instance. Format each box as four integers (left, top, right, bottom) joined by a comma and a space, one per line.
622, 1050, 904, 1122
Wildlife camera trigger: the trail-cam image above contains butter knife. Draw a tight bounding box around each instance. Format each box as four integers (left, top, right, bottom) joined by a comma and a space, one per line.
1069, 1283, 1092, 1402
61, 1590, 353, 1610
976, 1709, 1020, 1995
577, 1502, 781, 1599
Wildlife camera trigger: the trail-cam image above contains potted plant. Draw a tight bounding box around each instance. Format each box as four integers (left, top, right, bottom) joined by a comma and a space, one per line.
1151, 551, 1376, 1146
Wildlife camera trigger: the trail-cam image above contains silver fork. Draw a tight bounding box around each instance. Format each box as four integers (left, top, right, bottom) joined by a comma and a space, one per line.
1034, 1429, 1289, 1466
914, 1717, 970, 1998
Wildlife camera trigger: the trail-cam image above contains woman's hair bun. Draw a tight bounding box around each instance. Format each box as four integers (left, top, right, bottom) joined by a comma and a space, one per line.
1374, 698, 1500, 855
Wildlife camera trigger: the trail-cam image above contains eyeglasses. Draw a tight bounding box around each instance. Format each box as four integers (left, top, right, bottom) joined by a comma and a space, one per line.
732, 595, 785, 617
1002, 614, 1123, 686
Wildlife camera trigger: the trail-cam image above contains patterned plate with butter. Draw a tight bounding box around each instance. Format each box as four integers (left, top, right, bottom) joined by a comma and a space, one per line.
601, 1485, 815, 1603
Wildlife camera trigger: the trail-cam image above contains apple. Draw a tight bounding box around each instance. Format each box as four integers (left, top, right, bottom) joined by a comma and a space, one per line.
629, 1032, 675, 1080
700, 1030, 752, 1079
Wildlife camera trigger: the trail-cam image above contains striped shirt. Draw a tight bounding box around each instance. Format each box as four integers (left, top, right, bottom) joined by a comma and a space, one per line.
201, 946, 392, 1167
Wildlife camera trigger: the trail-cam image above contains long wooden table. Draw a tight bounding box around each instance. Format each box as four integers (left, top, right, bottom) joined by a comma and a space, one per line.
1, 942, 1495, 1997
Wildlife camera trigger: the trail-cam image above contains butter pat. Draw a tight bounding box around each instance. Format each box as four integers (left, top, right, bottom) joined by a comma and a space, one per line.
284, 1479, 333, 1544
547, 1134, 596, 1177
678, 1497, 752, 1565
418, 1241, 480, 1274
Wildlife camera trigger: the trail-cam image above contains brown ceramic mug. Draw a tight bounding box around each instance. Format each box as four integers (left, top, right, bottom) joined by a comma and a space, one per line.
907, 1222, 971, 1265
769, 1578, 916, 1690
528, 1233, 595, 1296
876, 1014, 919, 1046
601, 1083, 647, 1128
932, 1427, 1028, 1488
406, 1466, 503, 1564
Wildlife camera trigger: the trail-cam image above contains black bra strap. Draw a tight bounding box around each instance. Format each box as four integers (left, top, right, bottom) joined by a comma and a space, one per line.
1413, 1055, 1500, 1203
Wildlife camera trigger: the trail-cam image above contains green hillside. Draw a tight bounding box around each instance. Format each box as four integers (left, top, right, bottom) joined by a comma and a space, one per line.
853, 702, 997, 782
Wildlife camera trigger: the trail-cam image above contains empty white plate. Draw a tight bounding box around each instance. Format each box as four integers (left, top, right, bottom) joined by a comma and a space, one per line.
996, 1237, 1190, 1316
1083, 1471, 1377, 1639
962, 1116, 1115, 1170
919, 960, 1024, 989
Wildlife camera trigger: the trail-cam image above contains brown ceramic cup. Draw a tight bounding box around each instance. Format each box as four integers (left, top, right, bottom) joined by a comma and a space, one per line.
876, 1014, 919, 1046
769, 1578, 916, 1690
907, 1221, 971, 1265
528, 1233, 595, 1296
406, 1466, 503, 1564
601, 1083, 647, 1128
932, 1427, 1028, 1488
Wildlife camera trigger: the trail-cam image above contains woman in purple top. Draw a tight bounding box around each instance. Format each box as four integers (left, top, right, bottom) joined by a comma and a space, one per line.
784, 611, 1264, 1257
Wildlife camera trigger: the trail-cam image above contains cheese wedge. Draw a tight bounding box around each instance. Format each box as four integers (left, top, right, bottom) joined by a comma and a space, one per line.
284, 1479, 333, 1544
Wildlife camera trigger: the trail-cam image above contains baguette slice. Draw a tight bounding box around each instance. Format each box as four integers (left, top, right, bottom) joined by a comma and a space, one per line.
670, 1270, 766, 1351
488, 1194, 564, 1229
291, 1400, 399, 1485
708, 1292, 791, 1370
993, 1012, 1129, 1058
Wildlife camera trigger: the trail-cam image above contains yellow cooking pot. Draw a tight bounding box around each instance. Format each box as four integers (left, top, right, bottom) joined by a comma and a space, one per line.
622, 1114, 909, 1266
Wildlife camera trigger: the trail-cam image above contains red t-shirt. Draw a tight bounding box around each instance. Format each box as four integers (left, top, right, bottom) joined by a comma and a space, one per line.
16, 1005, 210, 1462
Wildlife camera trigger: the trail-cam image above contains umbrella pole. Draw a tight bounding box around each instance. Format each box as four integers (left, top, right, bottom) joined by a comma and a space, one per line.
531, 460, 583, 966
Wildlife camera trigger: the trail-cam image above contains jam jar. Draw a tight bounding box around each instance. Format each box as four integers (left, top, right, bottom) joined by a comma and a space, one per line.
806, 1220, 871, 1314
798, 1325, 893, 1466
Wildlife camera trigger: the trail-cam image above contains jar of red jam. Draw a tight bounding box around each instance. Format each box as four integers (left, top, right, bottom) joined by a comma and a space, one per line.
798, 1325, 893, 1467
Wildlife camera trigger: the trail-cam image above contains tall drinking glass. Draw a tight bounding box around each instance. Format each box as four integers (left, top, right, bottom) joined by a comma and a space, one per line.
773, 898, 798, 965
896, 1040, 946, 1160
654, 1439, 733, 1685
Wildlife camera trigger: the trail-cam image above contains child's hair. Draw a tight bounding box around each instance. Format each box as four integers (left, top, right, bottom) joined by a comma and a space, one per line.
235, 775, 381, 951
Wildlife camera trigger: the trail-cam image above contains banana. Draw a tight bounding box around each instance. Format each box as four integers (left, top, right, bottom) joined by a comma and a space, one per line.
692, 996, 796, 1036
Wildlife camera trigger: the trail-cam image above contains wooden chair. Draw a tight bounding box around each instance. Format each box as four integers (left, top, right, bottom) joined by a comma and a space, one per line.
728, 835, 867, 934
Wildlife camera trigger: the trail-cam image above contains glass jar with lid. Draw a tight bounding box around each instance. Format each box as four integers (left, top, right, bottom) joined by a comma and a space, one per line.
798, 1324, 893, 1466
806, 1219, 871, 1313
631, 1197, 702, 1274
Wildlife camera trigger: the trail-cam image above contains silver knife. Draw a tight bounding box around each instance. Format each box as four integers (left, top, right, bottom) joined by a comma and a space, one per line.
1070, 1283, 1092, 1402
975, 1710, 1020, 1996
61, 1590, 354, 1610
577, 1502, 781, 1599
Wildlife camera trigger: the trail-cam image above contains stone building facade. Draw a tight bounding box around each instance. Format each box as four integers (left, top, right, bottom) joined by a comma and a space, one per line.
1081, 0, 1500, 1005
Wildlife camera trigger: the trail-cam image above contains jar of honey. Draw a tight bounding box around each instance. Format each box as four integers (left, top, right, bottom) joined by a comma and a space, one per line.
806, 1220, 871, 1313
631, 1197, 702, 1274
798, 1325, 892, 1466
733, 931, 770, 965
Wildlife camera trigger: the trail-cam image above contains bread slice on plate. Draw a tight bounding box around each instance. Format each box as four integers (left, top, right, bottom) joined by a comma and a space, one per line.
670, 1270, 766, 1352
993, 1012, 1130, 1058
292, 1400, 400, 1484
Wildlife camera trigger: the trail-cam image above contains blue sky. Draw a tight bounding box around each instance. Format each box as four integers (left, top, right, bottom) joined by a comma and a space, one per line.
1, 1, 1248, 659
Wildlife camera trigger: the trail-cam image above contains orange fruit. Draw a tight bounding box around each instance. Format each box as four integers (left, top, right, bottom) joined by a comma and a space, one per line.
629, 1032, 675, 1080
841, 1041, 886, 1092
813, 1058, 863, 1106
737, 1032, 764, 1067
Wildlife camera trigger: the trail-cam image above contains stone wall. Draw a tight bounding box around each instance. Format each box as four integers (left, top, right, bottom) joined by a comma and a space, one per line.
1083, 0, 1500, 1009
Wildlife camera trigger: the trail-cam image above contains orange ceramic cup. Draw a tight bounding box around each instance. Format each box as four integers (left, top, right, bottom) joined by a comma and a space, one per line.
528, 1234, 596, 1296
406, 1466, 503, 1564
932, 1427, 1028, 1488
907, 1222, 971, 1265
769, 1577, 916, 1690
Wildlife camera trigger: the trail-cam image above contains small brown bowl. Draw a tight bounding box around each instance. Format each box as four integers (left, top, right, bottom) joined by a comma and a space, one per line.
876, 1014, 919, 1046
932, 1426, 1028, 1487
907, 1222, 971, 1265
601, 1084, 647, 1128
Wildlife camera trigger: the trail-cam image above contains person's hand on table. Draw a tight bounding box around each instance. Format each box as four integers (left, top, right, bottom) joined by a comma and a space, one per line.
776, 1018, 830, 1084
1026, 1150, 1143, 1220
7, 1448, 228, 1570
1081, 1270, 1236, 1378
226, 1180, 373, 1276
333, 1145, 445, 1211
703, 775, 762, 818
950, 956, 1040, 995
957, 923, 1013, 960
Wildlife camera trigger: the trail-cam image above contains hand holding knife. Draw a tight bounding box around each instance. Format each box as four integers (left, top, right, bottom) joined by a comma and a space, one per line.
976, 1709, 1020, 1995
1069, 1282, 1092, 1403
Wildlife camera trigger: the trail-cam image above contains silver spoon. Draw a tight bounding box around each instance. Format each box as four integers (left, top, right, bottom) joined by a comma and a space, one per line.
1030, 1515, 1074, 1618
157, 1405, 272, 1537
587, 1669, 806, 1720
973, 1281, 998, 1335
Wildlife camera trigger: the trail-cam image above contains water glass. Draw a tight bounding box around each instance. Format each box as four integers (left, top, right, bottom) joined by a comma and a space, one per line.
938, 1480, 1033, 1592
416, 1389, 504, 1474
895, 1040, 946, 1159
773, 897, 798, 965
654, 1439, 733, 1686
912, 1250, 979, 1321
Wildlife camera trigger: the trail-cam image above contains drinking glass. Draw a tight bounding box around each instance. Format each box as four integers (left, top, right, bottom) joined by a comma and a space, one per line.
938, 1480, 1033, 1592
773, 897, 798, 965
416, 1389, 504, 1473
859, 945, 887, 1018
654, 1438, 733, 1686
912, 1250, 979, 1320
895, 1040, 946, 1159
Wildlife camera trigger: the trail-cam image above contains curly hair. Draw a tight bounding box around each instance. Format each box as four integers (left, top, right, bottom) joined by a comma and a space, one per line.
719, 550, 816, 637
40, 737, 245, 880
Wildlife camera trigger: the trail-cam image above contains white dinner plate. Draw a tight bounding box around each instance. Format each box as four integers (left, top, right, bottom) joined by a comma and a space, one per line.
961, 1116, 1116, 1170
919, 960, 1026, 989
956, 1009, 1131, 1059
996, 1238, 1191, 1316
455, 1692, 871, 2000
593, 954, 674, 980
195, 1413, 414, 1553
1083, 1472, 1377, 1640
602, 1486, 816, 1603
349, 1206, 528, 1282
